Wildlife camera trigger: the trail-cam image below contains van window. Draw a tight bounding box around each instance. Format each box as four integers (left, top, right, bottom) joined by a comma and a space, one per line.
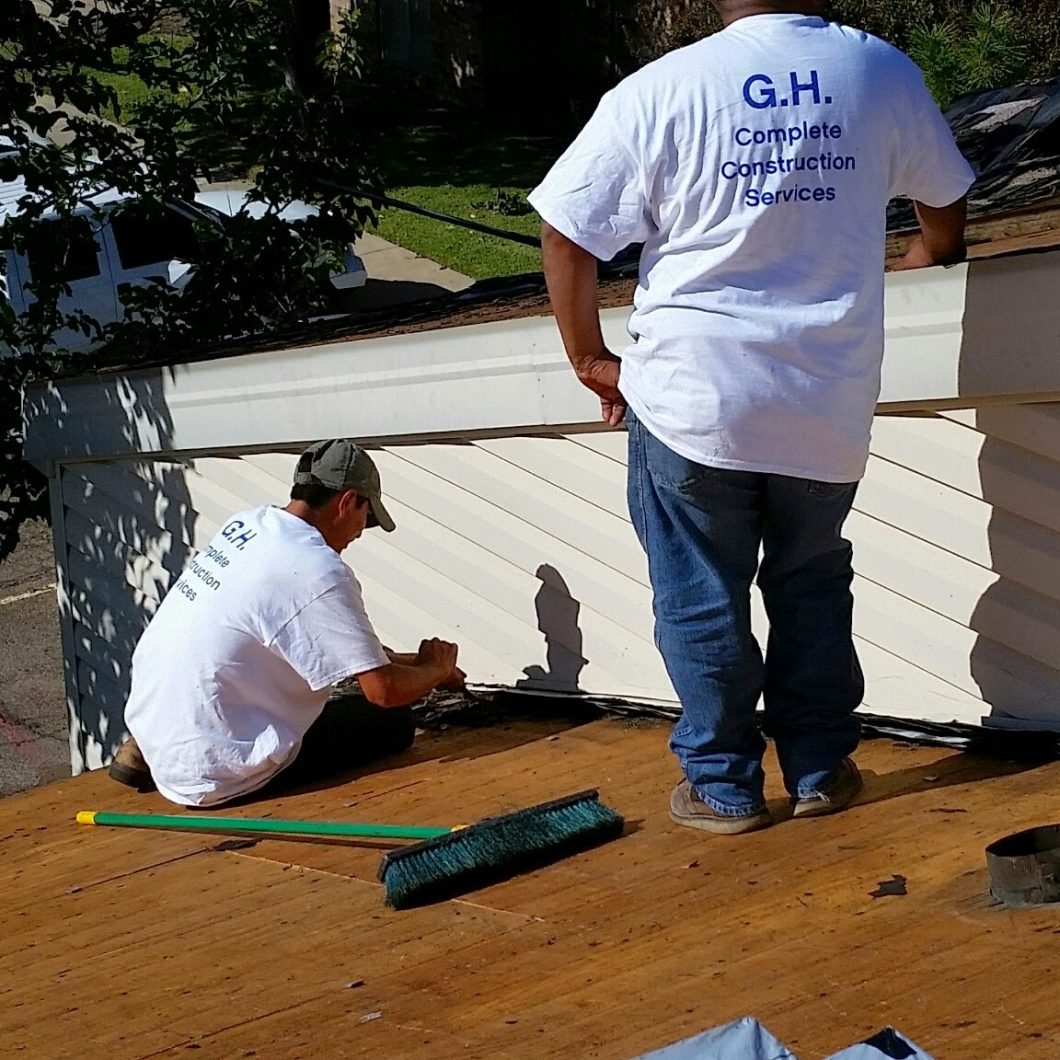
24, 218, 101, 283
111, 206, 199, 270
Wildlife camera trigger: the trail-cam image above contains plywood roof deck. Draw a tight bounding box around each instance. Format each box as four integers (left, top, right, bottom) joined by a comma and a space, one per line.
4, 713, 1060, 1059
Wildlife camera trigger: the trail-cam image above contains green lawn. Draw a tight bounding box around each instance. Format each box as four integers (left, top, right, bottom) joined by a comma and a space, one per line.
90, 68, 154, 121
372, 183, 544, 279
369, 125, 566, 280
89, 37, 191, 123
95, 58, 565, 279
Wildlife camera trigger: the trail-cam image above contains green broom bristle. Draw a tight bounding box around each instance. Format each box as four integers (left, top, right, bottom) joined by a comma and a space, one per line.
378, 790, 624, 909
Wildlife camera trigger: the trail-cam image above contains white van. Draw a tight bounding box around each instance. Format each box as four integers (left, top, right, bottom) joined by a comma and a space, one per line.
0, 178, 367, 353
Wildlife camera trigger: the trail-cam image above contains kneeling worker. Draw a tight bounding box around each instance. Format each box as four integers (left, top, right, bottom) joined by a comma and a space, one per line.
109, 438, 464, 807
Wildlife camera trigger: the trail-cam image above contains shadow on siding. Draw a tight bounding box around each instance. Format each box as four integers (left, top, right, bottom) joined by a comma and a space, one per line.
27, 368, 195, 770
518, 563, 587, 694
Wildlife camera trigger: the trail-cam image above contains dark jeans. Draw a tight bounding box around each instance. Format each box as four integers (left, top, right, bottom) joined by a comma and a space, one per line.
626, 410, 863, 815
241, 694, 416, 803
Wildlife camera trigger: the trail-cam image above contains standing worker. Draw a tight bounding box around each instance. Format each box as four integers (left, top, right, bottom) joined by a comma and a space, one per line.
109, 439, 464, 807
529, 1, 973, 833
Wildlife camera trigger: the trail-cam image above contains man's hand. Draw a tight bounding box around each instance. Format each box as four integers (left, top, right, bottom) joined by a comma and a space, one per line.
891, 235, 936, 272
360, 639, 461, 709
575, 351, 626, 427
540, 223, 627, 429
417, 637, 459, 683
436, 666, 467, 693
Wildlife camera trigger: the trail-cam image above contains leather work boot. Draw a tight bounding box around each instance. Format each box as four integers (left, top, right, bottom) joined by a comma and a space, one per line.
669, 779, 772, 835
791, 757, 863, 819
108, 737, 155, 793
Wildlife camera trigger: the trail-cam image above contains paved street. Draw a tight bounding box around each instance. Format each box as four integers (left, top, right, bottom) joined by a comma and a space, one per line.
0, 521, 70, 797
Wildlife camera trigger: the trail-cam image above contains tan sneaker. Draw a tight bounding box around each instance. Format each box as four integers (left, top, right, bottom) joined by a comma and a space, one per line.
669, 780, 772, 835
108, 737, 155, 793
791, 757, 863, 819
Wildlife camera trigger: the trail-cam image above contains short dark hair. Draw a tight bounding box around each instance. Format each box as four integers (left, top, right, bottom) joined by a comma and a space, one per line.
290, 481, 342, 509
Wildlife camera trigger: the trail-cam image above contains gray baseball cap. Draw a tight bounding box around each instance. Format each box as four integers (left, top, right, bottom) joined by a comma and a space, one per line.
293, 439, 395, 532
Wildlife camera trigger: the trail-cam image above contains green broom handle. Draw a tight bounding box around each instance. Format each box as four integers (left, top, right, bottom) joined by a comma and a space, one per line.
76, 809, 450, 841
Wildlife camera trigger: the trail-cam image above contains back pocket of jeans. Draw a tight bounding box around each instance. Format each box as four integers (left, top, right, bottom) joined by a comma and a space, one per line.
645, 437, 721, 492
806, 480, 853, 499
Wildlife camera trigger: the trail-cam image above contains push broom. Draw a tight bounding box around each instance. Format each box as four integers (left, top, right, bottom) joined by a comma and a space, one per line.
76, 789, 624, 909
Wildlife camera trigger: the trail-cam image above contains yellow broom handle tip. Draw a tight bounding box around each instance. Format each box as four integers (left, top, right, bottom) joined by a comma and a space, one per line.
76, 811, 98, 826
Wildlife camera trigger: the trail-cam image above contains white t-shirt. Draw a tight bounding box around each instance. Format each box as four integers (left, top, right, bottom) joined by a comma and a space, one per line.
124, 505, 389, 806
528, 15, 975, 482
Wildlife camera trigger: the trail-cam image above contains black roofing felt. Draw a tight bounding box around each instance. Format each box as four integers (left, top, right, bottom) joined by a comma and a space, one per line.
888, 78, 1060, 230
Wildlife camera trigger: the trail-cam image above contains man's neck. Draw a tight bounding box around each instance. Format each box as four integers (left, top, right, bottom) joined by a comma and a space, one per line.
284, 501, 342, 553
716, 2, 826, 28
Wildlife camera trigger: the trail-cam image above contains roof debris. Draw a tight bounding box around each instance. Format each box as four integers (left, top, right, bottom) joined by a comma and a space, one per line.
889, 78, 1060, 230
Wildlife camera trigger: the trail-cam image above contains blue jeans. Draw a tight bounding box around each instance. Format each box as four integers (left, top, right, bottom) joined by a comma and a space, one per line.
626, 411, 863, 815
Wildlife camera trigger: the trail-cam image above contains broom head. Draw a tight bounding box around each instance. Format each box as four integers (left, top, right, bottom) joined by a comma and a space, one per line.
378, 789, 624, 909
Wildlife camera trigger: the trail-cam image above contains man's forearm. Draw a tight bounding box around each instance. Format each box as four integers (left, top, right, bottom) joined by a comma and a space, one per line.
358, 660, 447, 709
916, 197, 968, 265
540, 222, 606, 368
894, 197, 968, 271
540, 222, 626, 425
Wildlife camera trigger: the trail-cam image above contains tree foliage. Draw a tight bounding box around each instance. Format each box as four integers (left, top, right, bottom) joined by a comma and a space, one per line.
908, 3, 1029, 109
0, 0, 381, 558
646, 1, 1057, 106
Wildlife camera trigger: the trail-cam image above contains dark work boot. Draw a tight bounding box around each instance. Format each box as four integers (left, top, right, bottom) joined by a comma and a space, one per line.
669, 780, 772, 835
108, 737, 155, 793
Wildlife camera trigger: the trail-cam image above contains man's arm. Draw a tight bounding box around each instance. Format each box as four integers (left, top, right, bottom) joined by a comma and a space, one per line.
357, 638, 461, 708
382, 647, 419, 667
540, 222, 626, 427
383, 645, 465, 690
892, 197, 968, 271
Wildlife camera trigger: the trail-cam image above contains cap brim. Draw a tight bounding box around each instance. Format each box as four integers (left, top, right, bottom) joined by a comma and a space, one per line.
367, 494, 396, 533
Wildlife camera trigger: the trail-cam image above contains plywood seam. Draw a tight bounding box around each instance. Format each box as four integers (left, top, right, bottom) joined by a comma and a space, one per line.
63, 850, 208, 894
130, 995, 322, 1060
223, 849, 545, 922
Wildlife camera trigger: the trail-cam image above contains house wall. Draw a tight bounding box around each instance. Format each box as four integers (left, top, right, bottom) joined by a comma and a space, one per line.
28, 248, 1060, 772
54, 402, 1060, 772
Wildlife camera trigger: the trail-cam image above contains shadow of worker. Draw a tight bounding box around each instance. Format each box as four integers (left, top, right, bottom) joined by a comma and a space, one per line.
518, 564, 587, 694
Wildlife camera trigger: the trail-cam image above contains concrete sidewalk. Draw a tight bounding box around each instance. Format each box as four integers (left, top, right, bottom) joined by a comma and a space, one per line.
336, 231, 474, 312
197, 181, 476, 311
355, 231, 473, 290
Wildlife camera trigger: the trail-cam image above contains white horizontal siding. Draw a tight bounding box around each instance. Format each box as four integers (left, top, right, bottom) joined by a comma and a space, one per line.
58, 403, 1060, 770
26, 250, 1060, 473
